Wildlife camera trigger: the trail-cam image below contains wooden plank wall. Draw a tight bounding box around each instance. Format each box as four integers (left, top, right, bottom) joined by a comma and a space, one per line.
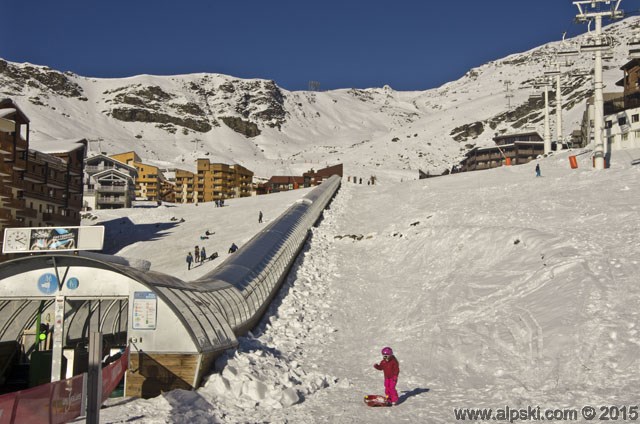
126, 352, 200, 398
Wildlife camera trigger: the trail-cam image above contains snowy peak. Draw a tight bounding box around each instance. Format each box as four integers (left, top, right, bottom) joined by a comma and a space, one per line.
1, 17, 639, 178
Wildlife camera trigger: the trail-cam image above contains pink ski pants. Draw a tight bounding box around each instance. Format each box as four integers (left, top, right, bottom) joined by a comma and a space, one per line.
384, 377, 398, 403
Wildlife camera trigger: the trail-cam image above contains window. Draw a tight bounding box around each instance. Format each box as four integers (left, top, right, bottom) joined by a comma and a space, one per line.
632, 114, 639, 123
622, 133, 629, 141
618, 117, 627, 126
605, 120, 613, 129
635, 130, 640, 139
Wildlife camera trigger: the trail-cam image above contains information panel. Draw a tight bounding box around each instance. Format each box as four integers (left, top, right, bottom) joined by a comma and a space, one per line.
132, 292, 157, 330
2, 226, 105, 254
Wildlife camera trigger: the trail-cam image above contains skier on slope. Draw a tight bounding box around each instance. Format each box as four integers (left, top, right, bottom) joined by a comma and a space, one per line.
374, 346, 400, 405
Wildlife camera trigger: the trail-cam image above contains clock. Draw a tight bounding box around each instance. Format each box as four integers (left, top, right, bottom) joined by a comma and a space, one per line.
3, 228, 31, 253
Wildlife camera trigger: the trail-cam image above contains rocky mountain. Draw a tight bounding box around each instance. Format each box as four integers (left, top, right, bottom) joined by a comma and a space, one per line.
1, 17, 638, 180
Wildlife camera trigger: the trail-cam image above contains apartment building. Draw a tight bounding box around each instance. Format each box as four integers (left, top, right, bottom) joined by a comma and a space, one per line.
173, 168, 196, 204
0, 99, 87, 254
196, 159, 254, 203
460, 132, 544, 172
258, 176, 305, 194
83, 155, 137, 210
110, 151, 168, 202
303, 164, 344, 187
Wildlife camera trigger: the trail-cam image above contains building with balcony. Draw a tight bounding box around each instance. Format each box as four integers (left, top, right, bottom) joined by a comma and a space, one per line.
172, 168, 196, 204
83, 155, 137, 210
256, 164, 343, 194
303, 164, 343, 187
582, 59, 640, 153
110, 152, 170, 202
460, 132, 544, 172
195, 159, 254, 204
257, 176, 305, 194
27, 139, 87, 226
0, 99, 87, 257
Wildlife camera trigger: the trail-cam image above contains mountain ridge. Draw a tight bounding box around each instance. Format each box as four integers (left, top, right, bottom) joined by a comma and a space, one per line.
1, 17, 638, 180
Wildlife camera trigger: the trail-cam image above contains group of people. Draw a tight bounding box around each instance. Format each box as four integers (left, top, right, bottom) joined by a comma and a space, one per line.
186, 243, 235, 270
185, 211, 262, 270
186, 245, 208, 270
347, 176, 376, 185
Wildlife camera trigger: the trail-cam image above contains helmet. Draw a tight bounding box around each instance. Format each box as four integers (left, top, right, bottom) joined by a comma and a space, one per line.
381, 347, 393, 356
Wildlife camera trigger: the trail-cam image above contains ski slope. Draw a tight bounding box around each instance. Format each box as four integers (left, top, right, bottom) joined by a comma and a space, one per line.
84, 148, 640, 423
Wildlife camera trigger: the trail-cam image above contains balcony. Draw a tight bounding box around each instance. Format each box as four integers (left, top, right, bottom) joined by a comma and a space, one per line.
67, 165, 83, 176
97, 196, 127, 204
23, 190, 66, 205
23, 169, 46, 183
0, 160, 11, 177
0, 141, 11, 155
85, 165, 121, 174
16, 207, 37, 219
10, 156, 27, 171
3, 197, 25, 210
46, 176, 67, 189
0, 185, 11, 199
42, 211, 79, 226
0, 208, 13, 222
68, 182, 83, 194
97, 185, 127, 193
15, 137, 27, 152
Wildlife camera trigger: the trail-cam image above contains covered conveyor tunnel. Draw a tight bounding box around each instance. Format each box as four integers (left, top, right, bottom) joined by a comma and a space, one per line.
0, 175, 341, 398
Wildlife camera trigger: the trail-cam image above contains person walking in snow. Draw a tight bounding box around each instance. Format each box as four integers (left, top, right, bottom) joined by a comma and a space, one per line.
228, 243, 238, 254
259, 210, 263, 224
535, 163, 541, 177
200, 246, 206, 263
186, 252, 193, 270
194, 245, 200, 263
374, 347, 400, 405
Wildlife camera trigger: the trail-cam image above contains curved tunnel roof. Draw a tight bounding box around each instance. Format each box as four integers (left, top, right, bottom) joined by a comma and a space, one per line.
0, 255, 238, 354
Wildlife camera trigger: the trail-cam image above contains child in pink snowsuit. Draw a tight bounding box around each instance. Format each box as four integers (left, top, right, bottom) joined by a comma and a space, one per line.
374, 346, 400, 405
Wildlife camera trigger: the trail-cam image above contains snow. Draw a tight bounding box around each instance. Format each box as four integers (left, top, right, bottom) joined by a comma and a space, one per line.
4, 17, 640, 180
4, 15, 639, 423
28, 138, 85, 154
83, 148, 640, 423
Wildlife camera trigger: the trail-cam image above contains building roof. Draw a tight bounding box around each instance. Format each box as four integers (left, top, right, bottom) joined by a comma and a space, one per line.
268, 176, 305, 185
493, 131, 542, 141
86, 154, 137, 172
111, 151, 142, 162
620, 58, 640, 71
92, 168, 136, 181
0, 99, 30, 124
29, 138, 87, 154
27, 149, 68, 168
303, 164, 343, 178
465, 141, 544, 156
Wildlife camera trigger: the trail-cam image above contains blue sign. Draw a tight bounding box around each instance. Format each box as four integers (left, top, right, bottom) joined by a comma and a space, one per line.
37, 273, 58, 295
66, 277, 79, 290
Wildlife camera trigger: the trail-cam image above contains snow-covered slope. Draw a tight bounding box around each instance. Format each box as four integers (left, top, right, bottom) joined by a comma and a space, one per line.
3, 17, 639, 180
86, 147, 640, 423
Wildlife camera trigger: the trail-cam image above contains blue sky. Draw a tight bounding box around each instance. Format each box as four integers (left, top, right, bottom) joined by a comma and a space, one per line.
0, 0, 620, 91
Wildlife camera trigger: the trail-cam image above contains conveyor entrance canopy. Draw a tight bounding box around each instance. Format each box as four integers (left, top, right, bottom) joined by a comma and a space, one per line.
0, 255, 238, 355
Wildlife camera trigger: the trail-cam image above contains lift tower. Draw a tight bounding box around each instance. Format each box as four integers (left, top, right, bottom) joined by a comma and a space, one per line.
573, 0, 623, 169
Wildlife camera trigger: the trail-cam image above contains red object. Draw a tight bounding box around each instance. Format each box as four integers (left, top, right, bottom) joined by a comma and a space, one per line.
0, 347, 129, 424
374, 356, 399, 379
505, 157, 512, 166
374, 355, 400, 403
569, 156, 578, 169
364, 394, 390, 407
